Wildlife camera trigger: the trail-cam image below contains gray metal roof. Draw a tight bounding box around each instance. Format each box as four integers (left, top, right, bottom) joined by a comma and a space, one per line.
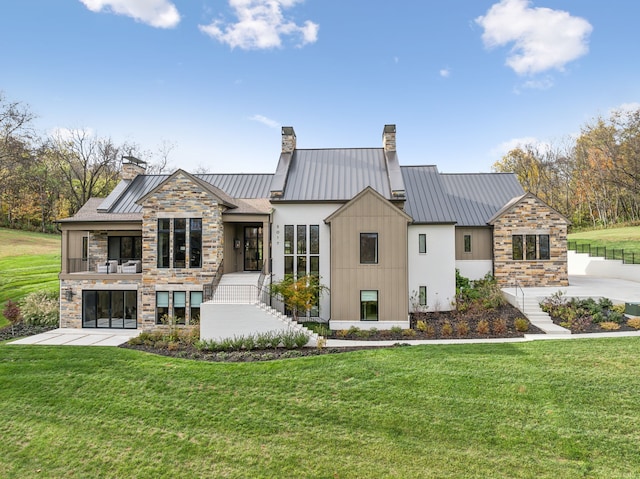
401, 166, 457, 223
107, 173, 273, 214
439, 173, 524, 226
275, 148, 392, 201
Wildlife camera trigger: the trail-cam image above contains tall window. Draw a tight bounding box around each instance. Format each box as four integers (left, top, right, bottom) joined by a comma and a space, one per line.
283, 224, 321, 317
190, 291, 202, 325
361, 290, 378, 321
173, 291, 186, 325
108, 236, 142, 263
156, 292, 169, 324
82, 290, 137, 329
158, 219, 170, 268
190, 219, 202, 268
419, 286, 427, 306
174, 219, 187, 268
418, 234, 427, 254
360, 233, 378, 264
512, 234, 551, 260
463, 234, 472, 253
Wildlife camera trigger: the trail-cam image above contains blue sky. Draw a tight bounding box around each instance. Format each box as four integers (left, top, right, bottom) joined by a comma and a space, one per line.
1, 0, 639, 173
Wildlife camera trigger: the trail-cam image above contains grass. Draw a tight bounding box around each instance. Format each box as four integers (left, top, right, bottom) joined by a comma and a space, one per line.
0, 228, 60, 327
568, 226, 640, 256
2, 338, 640, 478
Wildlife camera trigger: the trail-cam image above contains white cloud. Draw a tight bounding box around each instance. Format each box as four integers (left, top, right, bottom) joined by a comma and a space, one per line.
49, 127, 96, 142
249, 114, 280, 129
439, 68, 451, 78
79, 0, 180, 28
199, 0, 319, 50
475, 0, 592, 75
491, 136, 550, 158
610, 102, 640, 116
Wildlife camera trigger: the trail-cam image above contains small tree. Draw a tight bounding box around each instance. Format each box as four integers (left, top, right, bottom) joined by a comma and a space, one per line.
3, 300, 22, 335
269, 275, 328, 322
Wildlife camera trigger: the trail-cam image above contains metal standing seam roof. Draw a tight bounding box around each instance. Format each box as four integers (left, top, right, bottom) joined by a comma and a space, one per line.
107, 173, 273, 214
275, 148, 393, 201
439, 173, 525, 226
400, 166, 458, 223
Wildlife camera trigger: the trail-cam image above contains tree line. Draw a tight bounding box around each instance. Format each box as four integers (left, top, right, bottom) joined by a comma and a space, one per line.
493, 107, 640, 229
0, 92, 172, 233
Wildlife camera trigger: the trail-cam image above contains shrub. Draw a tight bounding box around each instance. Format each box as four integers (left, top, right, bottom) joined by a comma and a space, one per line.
335, 329, 349, 339
612, 303, 626, 314
3, 300, 21, 325
514, 317, 529, 332
492, 318, 507, 335
243, 334, 257, 351
20, 291, 59, 326
390, 326, 403, 335
607, 311, 625, 324
425, 323, 436, 338
416, 320, 428, 332
627, 317, 640, 329
402, 329, 417, 338
600, 321, 620, 331
455, 320, 469, 336
441, 321, 453, 337
476, 319, 490, 335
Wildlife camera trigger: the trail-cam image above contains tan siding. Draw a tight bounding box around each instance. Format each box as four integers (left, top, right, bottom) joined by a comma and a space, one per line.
329, 188, 410, 322
455, 227, 492, 260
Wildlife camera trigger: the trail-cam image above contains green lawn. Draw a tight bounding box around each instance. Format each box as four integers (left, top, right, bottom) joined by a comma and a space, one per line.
568, 226, 640, 255
0, 228, 60, 327
1, 339, 640, 478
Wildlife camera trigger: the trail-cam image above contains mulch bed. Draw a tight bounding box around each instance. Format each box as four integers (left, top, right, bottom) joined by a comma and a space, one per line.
0, 322, 57, 342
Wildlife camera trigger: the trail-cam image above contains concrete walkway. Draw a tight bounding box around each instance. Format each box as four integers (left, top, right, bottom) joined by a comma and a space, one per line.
8, 328, 139, 346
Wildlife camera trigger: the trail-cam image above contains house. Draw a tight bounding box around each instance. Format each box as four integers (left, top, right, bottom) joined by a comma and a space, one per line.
57, 125, 569, 332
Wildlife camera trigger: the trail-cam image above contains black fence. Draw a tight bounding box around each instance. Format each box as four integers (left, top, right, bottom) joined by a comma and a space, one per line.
568, 241, 640, 265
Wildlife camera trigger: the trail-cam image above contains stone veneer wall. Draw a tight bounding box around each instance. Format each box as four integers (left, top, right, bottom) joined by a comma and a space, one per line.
60, 278, 140, 328
88, 232, 108, 266
139, 172, 225, 330
492, 196, 568, 287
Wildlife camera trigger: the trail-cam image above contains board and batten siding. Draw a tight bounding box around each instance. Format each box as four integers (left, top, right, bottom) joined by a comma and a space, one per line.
326, 187, 411, 325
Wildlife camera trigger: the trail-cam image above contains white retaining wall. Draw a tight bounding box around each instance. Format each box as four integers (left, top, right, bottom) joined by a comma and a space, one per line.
568, 250, 640, 282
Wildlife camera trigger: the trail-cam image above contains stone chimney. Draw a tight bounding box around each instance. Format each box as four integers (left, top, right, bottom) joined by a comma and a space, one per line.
382, 124, 396, 152
121, 156, 147, 180
281, 126, 296, 154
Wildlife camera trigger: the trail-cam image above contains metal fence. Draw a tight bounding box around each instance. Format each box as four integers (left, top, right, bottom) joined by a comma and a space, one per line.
568, 241, 640, 265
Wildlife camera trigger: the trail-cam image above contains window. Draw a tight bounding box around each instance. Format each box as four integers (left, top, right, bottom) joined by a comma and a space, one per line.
158, 219, 170, 268
512, 234, 551, 261
173, 291, 186, 325
310, 225, 319, 254
82, 236, 88, 261
190, 291, 202, 325
83, 290, 137, 329
419, 286, 427, 306
297, 225, 307, 254
539, 235, 550, 260
361, 290, 378, 321
284, 225, 294, 255
108, 236, 142, 263
418, 234, 427, 254
360, 233, 378, 264
189, 219, 202, 268
174, 219, 187, 268
463, 234, 472, 253
156, 291, 169, 324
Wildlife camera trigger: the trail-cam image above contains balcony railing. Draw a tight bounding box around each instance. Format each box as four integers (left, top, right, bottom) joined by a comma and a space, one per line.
66, 258, 142, 274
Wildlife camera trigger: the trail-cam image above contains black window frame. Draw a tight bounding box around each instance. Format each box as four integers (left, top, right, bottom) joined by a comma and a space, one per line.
360, 290, 379, 321
360, 233, 378, 264
418, 234, 427, 254
463, 234, 472, 253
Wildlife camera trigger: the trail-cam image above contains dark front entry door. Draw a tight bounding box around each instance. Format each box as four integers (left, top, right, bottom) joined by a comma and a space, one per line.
244, 226, 263, 271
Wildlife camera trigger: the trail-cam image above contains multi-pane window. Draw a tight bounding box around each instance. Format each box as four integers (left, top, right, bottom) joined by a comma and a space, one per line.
512, 234, 551, 260
419, 286, 427, 306
157, 218, 202, 269
463, 234, 472, 253
108, 236, 142, 263
82, 290, 137, 329
173, 291, 186, 325
360, 233, 378, 264
283, 224, 320, 317
190, 291, 202, 325
418, 234, 427, 254
156, 290, 202, 325
156, 291, 169, 324
361, 290, 378, 321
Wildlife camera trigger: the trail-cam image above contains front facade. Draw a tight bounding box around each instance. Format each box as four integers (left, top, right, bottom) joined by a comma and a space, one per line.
58, 125, 569, 332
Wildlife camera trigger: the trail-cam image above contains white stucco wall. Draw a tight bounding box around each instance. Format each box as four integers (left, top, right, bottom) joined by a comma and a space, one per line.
270, 203, 340, 319
455, 260, 493, 281
408, 224, 456, 312
568, 251, 640, 281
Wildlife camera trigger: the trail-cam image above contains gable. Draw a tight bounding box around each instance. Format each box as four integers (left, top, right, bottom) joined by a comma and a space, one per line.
488, 192, 570, 226
324, 186, 412, 224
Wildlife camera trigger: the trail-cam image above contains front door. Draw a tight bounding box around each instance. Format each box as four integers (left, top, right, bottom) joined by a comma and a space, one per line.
244, 226, 263, 271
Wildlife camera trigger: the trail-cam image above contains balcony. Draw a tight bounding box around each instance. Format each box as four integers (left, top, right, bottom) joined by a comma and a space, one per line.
67, 258, 142, 275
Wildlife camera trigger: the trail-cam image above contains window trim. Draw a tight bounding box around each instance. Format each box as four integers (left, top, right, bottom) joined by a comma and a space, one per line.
512, 234, 551, 261
360, 232, 379, 264
418, 234, 427, 254
360, 290, 379, 321
463, 234, 472, 253
419, 286, 427, 306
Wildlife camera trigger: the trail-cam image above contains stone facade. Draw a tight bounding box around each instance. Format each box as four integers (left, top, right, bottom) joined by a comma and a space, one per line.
491, 194, 569, 287
139, 171, 225, 329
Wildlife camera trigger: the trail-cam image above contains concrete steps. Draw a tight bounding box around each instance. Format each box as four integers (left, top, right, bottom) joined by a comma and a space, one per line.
257, 303, 320, 344
505, 292, 571, 336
